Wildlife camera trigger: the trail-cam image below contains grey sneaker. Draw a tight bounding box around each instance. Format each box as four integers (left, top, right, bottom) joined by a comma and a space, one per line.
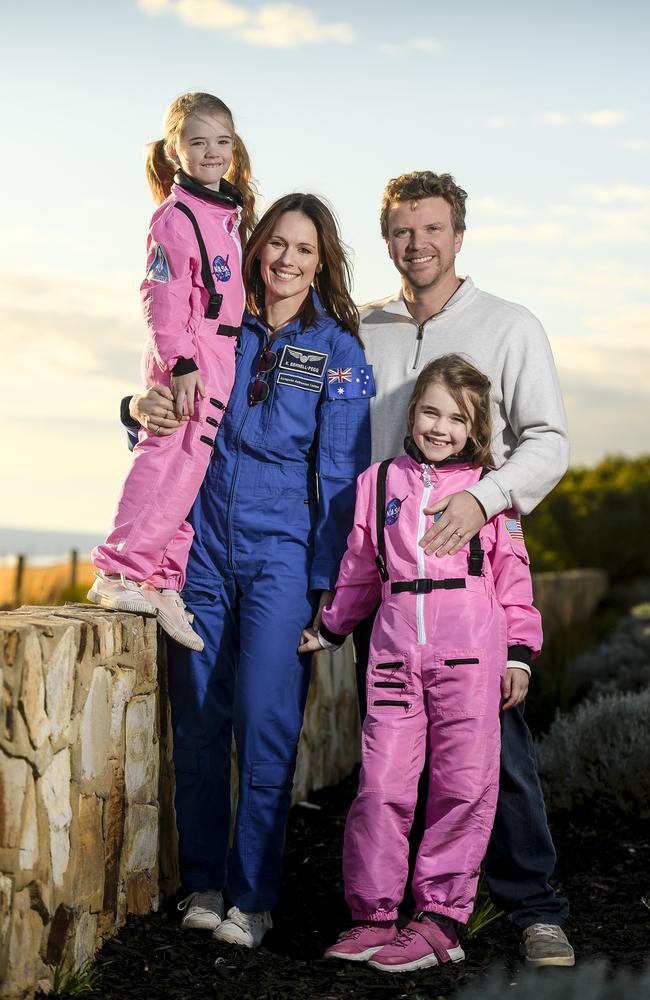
213, 906, 272, 948
177, 890, 224, 930
520, 923, 575, 967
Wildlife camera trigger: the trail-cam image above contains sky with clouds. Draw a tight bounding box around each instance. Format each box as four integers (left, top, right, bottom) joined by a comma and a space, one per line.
1, 0, 649, 534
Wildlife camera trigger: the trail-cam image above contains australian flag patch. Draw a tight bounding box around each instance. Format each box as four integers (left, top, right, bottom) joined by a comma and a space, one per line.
325, 365, 376, 400
145, 243, 170, 283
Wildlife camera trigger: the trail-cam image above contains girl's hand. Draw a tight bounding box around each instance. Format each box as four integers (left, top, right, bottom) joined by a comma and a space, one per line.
313, 590, 334, 631
298, 627, 321, 654
171, 370, 206, 418
130, 384, 188, 436
501, 666, 529, 711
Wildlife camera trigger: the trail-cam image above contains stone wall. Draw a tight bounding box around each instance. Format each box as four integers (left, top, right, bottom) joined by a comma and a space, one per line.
0, 568, 607, 998
0, 603, 359, 999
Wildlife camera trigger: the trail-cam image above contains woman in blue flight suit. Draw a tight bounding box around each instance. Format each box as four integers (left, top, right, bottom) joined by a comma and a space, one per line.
127, 193, 373, 946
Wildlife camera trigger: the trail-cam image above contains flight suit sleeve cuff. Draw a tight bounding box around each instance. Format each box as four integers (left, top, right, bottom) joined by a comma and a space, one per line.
172, 357, 199, 376
507, 644, 532, 668
121, 395, 140, 430
319, 623, 347, 648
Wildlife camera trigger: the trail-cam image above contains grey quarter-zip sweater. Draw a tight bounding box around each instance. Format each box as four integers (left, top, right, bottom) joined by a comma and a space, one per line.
361, 276, 570, 519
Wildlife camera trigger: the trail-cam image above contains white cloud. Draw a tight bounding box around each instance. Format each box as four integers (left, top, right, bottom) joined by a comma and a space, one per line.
378, 37, 442, 55
578, 184, 650, 204
137, 0, 356, 47
538, 112, 570, 126
578, 109, 630, 128
618, 137, 650, 152
482, 115, 515, 129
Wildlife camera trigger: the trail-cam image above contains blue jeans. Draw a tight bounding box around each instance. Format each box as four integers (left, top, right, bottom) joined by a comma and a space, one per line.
484, 702, 569, 930
353, 612, 569, 931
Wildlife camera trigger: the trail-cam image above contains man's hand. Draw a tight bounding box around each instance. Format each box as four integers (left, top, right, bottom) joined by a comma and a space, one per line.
130, 384, 188, 436
171, 370, 206, 418
501, 666, 529, 711
419, 490, 487, 556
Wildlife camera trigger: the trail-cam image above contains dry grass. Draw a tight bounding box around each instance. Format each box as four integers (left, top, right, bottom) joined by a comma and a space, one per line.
0, 560, 95, 610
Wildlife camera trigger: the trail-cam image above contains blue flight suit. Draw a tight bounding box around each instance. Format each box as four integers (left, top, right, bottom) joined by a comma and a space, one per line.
164, 295, 373, 911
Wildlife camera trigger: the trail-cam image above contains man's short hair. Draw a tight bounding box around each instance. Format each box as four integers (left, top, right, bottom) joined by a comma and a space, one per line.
380, 171, 468, 237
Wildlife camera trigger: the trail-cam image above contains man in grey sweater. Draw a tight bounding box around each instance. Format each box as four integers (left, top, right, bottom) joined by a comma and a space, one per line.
356, 170, 574, 967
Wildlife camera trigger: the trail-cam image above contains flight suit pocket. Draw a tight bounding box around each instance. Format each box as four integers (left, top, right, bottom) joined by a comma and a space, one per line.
250, 761, 295, 789
367, 652, 413, 712
433, 648, 488, 719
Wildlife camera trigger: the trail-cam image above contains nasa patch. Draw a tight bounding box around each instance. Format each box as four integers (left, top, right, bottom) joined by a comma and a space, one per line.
385, 497, 406, 526
145, 243, 170, 283
212, 255, 232, 282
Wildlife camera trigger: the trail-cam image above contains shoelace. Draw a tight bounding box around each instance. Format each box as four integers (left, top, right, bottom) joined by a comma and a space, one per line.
390, 928, 419, 950
228, 907, 266, 930
177, 890, 222, 913
527, 924, 562, 940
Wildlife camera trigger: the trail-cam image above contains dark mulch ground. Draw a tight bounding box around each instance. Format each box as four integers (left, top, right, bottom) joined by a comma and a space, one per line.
91, 774, 650, 1000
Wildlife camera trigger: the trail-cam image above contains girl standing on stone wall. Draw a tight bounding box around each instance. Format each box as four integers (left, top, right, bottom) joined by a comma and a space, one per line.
89, 92, 255, 652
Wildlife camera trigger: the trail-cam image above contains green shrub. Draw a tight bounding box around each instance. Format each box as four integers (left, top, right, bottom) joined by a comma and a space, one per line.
567, 603, 650, 702
535, 689, 650, 816
454, 960, 650, 1000
525, 455, 650, 582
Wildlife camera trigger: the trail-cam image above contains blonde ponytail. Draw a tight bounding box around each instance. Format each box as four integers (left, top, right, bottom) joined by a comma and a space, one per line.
145, 139, 176, 205
225, 133, 258, 244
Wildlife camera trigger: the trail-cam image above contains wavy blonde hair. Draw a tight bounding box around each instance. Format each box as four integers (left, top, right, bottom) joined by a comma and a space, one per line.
407, 354, 495, 468
145, 91, 257, 242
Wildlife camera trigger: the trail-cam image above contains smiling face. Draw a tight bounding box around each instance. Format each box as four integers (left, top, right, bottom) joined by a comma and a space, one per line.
386, 196, 463, 292
411, 380, 472, 463
169, 112, 233, 191
258, 210, 321, 311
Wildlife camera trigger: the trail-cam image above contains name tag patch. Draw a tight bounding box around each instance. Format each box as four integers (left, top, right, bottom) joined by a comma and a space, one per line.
277, 371, 323, 392
279, 345, 329, 379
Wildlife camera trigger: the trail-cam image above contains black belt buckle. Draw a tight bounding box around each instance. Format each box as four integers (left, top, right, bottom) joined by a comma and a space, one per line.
205, 293, 223, 319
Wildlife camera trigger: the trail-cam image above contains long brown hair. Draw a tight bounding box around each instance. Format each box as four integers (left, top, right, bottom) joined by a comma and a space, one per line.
145, 91, 257, 242
406, 354, 495, 468
242, 193, 361, 342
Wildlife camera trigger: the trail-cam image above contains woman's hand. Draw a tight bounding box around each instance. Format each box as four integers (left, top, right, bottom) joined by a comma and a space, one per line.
129, 384, 188, 437
298, 627, 321, 654
171, 370, 206, 418
501, 666, 529, 711
420, 490, 487, 556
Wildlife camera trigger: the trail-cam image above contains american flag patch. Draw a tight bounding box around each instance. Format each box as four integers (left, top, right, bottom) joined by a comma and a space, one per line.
505, 517, 524, 540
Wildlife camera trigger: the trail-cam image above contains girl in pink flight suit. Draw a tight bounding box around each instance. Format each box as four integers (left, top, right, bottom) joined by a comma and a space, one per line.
299, 353, 543, 973
89, 92, 256, 650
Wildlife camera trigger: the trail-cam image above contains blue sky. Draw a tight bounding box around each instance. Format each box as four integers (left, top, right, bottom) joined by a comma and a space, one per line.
1, 0, 649, 532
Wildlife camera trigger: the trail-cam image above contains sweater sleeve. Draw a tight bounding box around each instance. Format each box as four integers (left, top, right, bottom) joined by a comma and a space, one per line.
140, 208, 199, 373
466, 311, 570, 518
488, 512, 543, 663
309, 335, 373, 591
319, 466, 383, 644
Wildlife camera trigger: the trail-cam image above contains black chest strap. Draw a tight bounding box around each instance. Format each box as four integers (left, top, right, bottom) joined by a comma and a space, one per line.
173, 201, 223, 320
375, 459, 486, 582
375, 458, 392, 582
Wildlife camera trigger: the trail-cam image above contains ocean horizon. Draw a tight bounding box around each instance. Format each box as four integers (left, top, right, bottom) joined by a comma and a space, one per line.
0, 527, 102, 565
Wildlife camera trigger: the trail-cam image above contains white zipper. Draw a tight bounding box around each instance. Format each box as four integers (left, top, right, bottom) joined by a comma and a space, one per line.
416, 465, 432, 645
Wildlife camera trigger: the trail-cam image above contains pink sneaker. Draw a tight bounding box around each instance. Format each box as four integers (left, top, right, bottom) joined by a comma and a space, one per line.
324, 922, 398, 962
368, 916, 465, 973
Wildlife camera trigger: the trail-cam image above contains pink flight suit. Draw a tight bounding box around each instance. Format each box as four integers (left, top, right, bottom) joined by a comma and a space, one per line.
320, 454, 542, 924
93, 180, 245, 590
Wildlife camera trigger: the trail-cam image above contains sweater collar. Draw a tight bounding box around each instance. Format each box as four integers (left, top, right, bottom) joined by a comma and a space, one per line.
382, 276, 474, 320
404, 435, 476, 471
174, 168, 243, 209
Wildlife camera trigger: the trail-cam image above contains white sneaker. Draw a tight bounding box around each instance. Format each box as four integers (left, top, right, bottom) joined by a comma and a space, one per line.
213, 906, 273, 948
141, 587, 204, 651
87, 572, 158, 616
177, 890, 224, 931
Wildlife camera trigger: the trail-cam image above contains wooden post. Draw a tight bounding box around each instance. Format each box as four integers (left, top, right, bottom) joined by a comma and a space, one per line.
70, 549, 78, 591
15, 554, 25, 608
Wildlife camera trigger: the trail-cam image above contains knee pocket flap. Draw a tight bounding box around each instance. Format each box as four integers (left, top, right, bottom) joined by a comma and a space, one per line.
433, 648, 488, 719
250, 761, 295, 789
